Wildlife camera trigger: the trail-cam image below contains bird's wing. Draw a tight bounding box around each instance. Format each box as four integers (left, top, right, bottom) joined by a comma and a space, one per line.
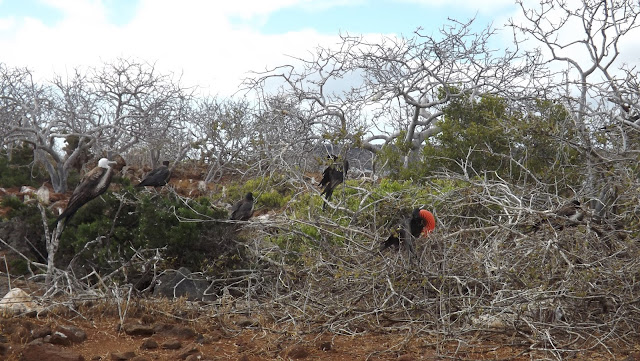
238, 201, 254, 220
318, 165, 333, 186
58, 166, 108, 221
141, 167, 164, 181
555, 205, 576, 218
230, 199, 249, 219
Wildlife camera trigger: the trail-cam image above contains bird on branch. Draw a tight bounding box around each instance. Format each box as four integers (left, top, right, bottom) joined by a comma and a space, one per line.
53, 157, 118, 229
318, 154, 349, 210
135, 160, 171, 188
230, 192, 255, 221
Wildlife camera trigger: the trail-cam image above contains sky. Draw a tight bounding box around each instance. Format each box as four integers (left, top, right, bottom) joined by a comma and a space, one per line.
0, 0, 520, 97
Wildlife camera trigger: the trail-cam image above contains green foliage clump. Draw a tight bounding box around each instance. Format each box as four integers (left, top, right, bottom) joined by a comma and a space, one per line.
258, 189, 289, 208
1, 195, 25, 215
0, 196, 49, 261
9, 258, 29, 275
0, 145, 48, 188
218, 174, 295, 215
422, 93, 512, 177
376, 91, 584, 190
58, 189, 240, 277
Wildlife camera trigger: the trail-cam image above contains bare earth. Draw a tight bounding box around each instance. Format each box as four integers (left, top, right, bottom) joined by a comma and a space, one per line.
1, 303, 634, 361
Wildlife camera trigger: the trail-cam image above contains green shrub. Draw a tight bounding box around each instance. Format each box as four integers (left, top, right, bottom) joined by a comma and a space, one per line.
57, 190, 243, 279
0, 145, 48, 188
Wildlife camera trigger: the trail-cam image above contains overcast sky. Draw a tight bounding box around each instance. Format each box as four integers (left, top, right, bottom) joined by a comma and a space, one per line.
0, 0, 520, 96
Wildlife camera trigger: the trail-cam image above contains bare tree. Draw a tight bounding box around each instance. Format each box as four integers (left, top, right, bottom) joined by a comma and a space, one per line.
243, 18, 541, 169
0, 58, 191, 193
90, 58, 192, 167
509, 0, 640, 202
188, 97, 258, 183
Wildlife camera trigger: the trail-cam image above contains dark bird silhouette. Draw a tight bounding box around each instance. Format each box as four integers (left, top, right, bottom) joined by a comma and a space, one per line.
136, 160, 171, 188
380, 208, 436, 255
555, 200, 584, 221
380, 220, 414, 255
230, 192, 254, 221
53, 157, 117, 227
318, 154, 349, 210
531, 200, 584, 232
409, 208, 436, 237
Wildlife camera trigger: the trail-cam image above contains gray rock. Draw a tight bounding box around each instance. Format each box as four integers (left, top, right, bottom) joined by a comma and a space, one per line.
49, 331, 71, 346
20, 343, 85, 361
140, 338, 158, 350
122, 324, 154, 336
174, 343, 200, 360
153, 267, 212, 301
56, 325, 87, 344
161, 338, 182, 350
109, 351, 136, 360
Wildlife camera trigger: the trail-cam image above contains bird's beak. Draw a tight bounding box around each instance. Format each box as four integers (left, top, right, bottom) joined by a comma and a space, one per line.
108, 161, 117, 166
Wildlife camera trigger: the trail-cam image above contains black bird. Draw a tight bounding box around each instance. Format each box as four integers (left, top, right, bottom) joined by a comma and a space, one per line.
54, 157, 117, 227
318, 154, 349, 210
230, 192, 254, 221
380, 208, 435, 255
136, 160, 171, 188
380, 219, 416, 257
531, 199, 584, 232
409, 208, 426, 237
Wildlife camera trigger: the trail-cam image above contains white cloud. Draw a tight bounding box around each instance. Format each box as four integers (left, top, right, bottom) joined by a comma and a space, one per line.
397, 0, 514, 13
0, 0, 345, 96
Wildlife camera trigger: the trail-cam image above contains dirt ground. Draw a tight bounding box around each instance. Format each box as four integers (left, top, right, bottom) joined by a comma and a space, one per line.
1, 303, 636, 361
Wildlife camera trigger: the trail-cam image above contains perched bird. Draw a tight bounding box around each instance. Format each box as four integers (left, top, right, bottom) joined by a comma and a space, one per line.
409, 208, 436, 237
380, 208, 436, 254
136, 161, 171, 188
318, 154, 349, 210
53, 157, 117, 227
531, 199, 584, 232
230, 192, 254, 221
555, 200, 584, 221
380, 220, 414, 255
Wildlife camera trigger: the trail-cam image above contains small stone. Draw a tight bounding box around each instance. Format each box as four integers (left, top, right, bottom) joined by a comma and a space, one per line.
49, 331, 72, 346
152, 323, 174, 334
287, 345, 308, 359
168, 326, 197, 339
56, 325, 87, 343
140, 338, 159, 350
318, 341, 332, 351
31, 325, 52, 340
175, 343, 200, 360
122, 324, 155, 336
109, 351, 136, 360
162, 338, 182, 350
20, 343, 84, 361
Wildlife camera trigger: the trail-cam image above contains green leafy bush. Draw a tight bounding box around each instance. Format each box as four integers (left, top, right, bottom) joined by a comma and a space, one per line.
57, 189, 243, 279
0, 145, 48, 188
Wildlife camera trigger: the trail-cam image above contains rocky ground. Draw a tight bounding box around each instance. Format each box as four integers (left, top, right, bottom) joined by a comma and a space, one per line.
0, 308, 590, 361
0, 288, 637, 361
